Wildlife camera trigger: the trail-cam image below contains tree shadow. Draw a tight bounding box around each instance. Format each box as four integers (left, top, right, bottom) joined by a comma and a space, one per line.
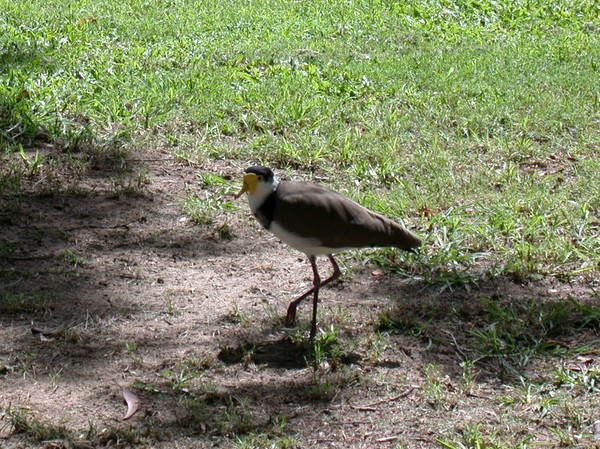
0, 150, 247, 387
216, 263, 600, 384
368, 272, 600, 380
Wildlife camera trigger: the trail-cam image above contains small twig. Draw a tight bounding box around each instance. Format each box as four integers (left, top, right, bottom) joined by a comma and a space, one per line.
352, 406, 377, 412
375, 435, 400, 443
324, 421, 372, 426
351, 386, 416, 410
128, 158, 176, 163
467, 392, 492, 400
65, 220, 138, 232
0, 278, 23, 289
2, 254, 55, 261
443, 330, 468, 359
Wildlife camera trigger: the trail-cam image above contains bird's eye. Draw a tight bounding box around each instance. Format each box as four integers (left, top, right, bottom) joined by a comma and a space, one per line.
258, 175, 263, 181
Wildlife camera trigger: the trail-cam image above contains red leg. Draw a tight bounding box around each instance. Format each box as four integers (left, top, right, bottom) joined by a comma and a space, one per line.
285, 255, 341, 329
309, 256, 320, 340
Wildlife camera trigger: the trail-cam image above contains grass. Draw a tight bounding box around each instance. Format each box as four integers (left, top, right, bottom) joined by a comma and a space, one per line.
4, 406, 70, 442
1, 0, 600, 447
3, 405, 159, 447
0, 291, 51, 314
2, 0, 599, 280
436, 423, 534, 449
379, 295, 600, 378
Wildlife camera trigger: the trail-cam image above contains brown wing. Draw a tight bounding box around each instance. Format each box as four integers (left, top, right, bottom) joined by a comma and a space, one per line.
273, 181, 421, 250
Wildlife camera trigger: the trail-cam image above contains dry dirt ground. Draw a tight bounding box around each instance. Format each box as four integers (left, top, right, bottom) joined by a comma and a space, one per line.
0, 149, 598, 448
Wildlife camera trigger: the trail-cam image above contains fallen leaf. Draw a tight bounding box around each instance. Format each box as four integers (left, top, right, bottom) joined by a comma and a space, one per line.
16, 89, 30, 101
122, 389, 140, 420
77, 16, 97, 27
31, 327, 56, 342
576, 356, 593, 364
419, 206, 435, 217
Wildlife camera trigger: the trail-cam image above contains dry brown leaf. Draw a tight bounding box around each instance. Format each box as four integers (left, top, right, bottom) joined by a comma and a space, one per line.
31, 327, 56, 342
122, 389, 140, 420
419, 206, 435, 217
16, 89, 30, 101
576, 356, 593, 364
77, 16, 97, 27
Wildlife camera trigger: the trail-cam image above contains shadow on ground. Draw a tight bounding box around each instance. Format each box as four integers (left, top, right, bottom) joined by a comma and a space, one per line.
1, 148, 599, 448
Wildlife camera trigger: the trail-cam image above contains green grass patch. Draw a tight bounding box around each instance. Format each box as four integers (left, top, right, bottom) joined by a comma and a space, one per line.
379, 295, 600, 377
437, 422, 534, 449
2, 0, 599, 281
181, 172, 237, 225
0, 291, 51, 314
4, 406, 70, 442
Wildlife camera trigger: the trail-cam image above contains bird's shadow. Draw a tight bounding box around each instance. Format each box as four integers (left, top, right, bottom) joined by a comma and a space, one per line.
217, 338, 307, 368
217, 335, 362, 369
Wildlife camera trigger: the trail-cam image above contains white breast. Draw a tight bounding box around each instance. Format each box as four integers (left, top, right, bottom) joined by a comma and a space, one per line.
269, 221, 351, 257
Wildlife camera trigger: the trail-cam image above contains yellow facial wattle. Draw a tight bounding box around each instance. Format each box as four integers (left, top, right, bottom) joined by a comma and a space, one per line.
234, 172, 259, 198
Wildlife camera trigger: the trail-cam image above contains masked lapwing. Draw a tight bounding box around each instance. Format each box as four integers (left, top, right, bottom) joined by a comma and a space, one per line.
235, 166, 421, 339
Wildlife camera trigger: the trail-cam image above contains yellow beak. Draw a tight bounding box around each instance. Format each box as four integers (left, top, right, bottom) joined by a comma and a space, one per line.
234, 173, 259, 199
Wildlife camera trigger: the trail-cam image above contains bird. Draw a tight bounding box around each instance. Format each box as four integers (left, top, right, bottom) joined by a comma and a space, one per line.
235, 165, 421, 340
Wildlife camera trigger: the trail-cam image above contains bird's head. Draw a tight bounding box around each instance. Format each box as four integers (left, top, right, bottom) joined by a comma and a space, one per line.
235, 166, 277, 199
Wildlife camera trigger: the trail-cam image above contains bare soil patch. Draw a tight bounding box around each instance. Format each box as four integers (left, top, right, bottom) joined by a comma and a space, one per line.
1, 150, 598, 448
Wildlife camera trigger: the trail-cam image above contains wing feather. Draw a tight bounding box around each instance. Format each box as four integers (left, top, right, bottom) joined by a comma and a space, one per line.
272, 181, 421, 250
